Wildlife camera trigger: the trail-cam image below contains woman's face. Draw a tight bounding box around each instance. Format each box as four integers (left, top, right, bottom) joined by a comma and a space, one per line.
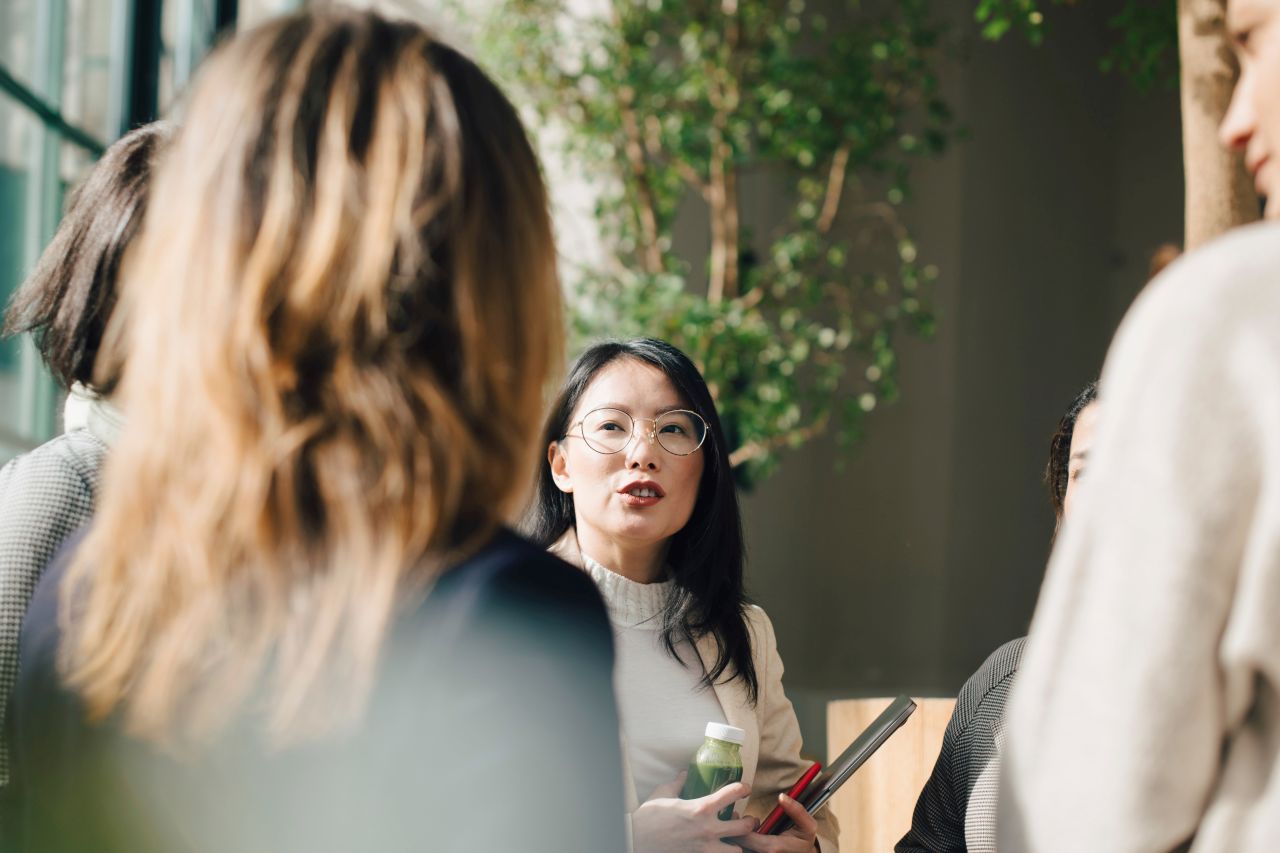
1062, 401, 1101, 520
548, 358, 706, 554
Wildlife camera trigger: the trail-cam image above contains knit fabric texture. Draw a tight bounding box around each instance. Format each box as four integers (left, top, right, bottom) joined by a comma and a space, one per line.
581, 553, 727, 802
896, 637, 1025, 853
0, 428, 107, 787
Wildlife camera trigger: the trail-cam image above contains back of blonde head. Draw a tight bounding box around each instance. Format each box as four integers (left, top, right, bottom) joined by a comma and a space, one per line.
64, 9, 561, 745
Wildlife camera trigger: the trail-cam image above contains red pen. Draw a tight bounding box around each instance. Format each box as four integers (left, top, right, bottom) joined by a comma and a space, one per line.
756, 761, 822, 835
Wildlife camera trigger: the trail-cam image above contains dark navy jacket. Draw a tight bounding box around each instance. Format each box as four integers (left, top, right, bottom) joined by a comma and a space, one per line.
6, 528, 626, 853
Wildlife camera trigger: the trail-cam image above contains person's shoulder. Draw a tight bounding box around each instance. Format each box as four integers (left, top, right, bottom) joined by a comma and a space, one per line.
743, 602, 770, 624
968, 637, 1026, 689
447, 528, 602, 601
951, 637, 1026, 735
425, 528, 610, 641
1137, 221, 1280, 330
390, 530, 615, 710
1167, 220, 1280, 278
0, 435, 100, 582
1102, 222, 1280, 405
0, 430, 106, 504
741, 603, 777, 644
53, 428, 109, 481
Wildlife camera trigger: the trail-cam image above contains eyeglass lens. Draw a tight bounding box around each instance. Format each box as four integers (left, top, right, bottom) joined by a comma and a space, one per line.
579, 408, 707, 455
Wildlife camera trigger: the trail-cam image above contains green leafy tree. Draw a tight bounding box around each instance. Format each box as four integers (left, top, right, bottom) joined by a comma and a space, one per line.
457, 0, 951, 486
972, 0, 1172, 91
975, 0, 1177, 90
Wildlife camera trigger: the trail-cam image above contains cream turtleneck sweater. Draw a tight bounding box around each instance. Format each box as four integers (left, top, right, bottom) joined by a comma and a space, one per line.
582, 553, 727, 803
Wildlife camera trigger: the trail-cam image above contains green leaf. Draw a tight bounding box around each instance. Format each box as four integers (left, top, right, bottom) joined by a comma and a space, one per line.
981, 18, 1013, 40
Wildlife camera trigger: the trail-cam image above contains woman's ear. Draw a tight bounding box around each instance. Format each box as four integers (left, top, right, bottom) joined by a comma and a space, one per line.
548, 441, 573, 493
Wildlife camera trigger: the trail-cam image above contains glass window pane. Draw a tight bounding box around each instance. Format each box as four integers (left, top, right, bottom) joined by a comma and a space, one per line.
58, 138, 95, 187
238, 0, 303, 30
62, 0, 128, 143
0, 96, 41, 458
0, 0, 39, 95
158, 0, 178, 111
159, 0, 219, 113
0, 102, 85, 463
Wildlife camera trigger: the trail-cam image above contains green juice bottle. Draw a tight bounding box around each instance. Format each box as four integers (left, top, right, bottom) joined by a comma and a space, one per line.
680, 722, 746, 820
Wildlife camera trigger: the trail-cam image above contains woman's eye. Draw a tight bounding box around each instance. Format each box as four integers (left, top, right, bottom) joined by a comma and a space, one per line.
659, 423, 687, 435
598, 422, 625, 432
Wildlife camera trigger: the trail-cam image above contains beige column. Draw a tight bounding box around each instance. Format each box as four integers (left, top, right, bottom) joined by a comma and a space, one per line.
1179, 0, 1260, 249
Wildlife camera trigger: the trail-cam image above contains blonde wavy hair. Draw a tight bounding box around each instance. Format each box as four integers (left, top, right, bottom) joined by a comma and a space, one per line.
62, 9, 561, 746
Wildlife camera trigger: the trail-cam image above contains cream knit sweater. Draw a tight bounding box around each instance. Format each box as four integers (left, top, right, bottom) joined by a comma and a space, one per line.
1000, 221, 1280, 852
581, 553, 728, 802
550, 532, 839, 852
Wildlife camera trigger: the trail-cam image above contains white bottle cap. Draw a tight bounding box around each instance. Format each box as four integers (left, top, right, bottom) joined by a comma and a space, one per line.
705, 722, 745, 744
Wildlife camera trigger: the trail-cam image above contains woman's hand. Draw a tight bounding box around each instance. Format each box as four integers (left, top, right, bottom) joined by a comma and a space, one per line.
632, 771, 758, 853
730, 794, 819, 852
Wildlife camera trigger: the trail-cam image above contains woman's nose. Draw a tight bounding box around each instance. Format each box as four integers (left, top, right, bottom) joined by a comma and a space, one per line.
1220, 70, 1256, 153
625, 422, 661, 469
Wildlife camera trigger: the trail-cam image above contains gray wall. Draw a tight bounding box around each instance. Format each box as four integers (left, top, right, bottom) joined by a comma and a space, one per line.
738, 2, 1185, 755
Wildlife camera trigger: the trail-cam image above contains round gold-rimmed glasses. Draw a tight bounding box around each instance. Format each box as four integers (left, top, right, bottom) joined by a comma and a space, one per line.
563, 407, 709, 456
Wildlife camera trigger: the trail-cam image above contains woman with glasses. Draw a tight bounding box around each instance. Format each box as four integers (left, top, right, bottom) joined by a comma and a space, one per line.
531, 338, 839, 853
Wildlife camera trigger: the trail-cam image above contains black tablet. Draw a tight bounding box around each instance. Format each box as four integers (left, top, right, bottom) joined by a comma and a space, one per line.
797, 695, 917, 821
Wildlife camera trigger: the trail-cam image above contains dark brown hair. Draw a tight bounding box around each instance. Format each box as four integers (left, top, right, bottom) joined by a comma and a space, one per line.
1045, 380, 1099, 520
2, 122, 172, 393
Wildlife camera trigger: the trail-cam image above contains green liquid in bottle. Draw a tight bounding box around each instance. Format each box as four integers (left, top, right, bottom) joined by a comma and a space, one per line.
680, 723, 746, 821
681, 762, 745, 819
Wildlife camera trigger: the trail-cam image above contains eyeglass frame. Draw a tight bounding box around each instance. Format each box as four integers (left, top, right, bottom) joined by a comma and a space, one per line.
561, 407, 711, 456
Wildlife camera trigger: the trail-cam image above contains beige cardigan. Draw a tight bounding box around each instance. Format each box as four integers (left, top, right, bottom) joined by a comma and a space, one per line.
1000, 221, 1280, 851
551, 532, 839, 852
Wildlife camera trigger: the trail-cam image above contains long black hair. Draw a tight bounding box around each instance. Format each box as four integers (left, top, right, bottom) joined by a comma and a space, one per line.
529, 338, 758, 704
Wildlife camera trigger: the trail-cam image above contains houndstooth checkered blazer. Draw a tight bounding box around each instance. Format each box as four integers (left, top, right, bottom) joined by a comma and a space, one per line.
895, 637, 1026, 853
0, 427, 108, 789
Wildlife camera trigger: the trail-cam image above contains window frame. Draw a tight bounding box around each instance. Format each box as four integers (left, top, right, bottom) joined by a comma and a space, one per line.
0, 0, 234, 462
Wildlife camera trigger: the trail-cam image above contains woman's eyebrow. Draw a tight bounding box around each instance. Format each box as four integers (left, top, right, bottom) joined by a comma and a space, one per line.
593, 402, 688, 414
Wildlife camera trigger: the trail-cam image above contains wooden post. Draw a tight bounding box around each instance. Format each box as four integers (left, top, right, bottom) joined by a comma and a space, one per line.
1178, 0, 1260, 249
825, 697, 956, 852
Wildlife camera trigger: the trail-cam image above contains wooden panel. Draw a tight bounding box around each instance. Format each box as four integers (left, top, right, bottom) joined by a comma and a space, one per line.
825, 697, 956, 853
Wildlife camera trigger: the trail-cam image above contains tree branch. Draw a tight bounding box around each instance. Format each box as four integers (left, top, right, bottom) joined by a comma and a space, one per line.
706, 4, 742, 304
737, 284, 766, 311
607, 5, 665, 276
707, 128, 734, 303
817, 145, 851, 234
849, 201, 910, 241
618, 85, 665, 276
645, 114, 709, 197
729, 415, 829, 468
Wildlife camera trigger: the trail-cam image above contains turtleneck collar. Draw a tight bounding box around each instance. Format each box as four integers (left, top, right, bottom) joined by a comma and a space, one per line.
581, 552, 673, 630
63, 383, 124, 447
